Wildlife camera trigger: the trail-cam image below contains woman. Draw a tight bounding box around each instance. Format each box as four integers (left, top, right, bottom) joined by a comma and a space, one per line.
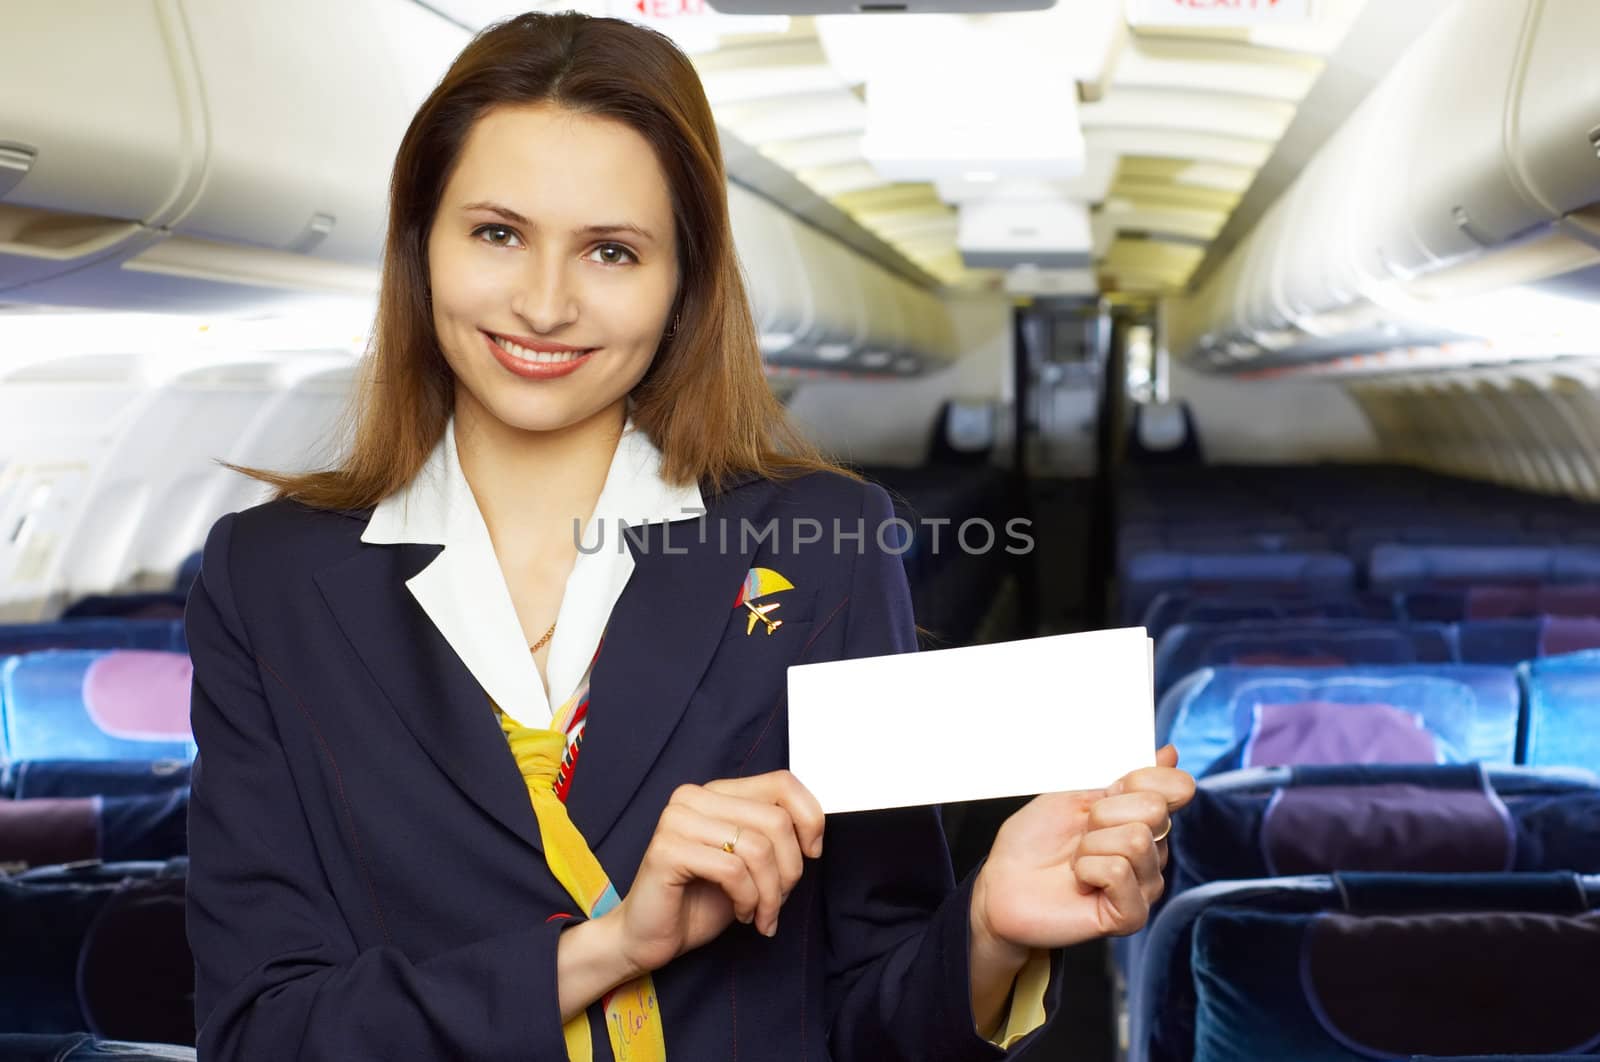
184, 12, 1193, 1061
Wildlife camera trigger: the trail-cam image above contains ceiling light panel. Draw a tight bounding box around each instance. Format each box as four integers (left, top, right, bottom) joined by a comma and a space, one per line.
1112, 38, 1321, 102
1080, 88, 1296, 143
718, 91, 866, 144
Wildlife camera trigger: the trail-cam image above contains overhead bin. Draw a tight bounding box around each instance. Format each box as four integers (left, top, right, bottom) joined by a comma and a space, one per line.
0, 1, 191, 291
168, 0, 461, 265
788, 219, 867, 358
726, 181, 957, 372
1170, 0, 1600, 368
1, 0, 465, 308
1514, 0, 1600, 221
727, 183, 813, 354
1400, 0, 1549, 265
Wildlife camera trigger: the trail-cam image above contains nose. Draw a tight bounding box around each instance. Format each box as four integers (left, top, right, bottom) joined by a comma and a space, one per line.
510, 254, 579, 334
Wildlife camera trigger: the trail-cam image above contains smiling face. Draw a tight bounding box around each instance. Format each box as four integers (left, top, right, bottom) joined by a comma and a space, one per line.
425, 102, 680, 436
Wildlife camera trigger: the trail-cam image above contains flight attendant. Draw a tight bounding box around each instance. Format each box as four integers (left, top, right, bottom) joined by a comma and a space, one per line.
183, 12, 1194, 1060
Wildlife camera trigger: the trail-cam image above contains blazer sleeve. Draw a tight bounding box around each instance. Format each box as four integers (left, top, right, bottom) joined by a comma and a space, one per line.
820, 483, 1064, 1062
185, 511, 574, 1061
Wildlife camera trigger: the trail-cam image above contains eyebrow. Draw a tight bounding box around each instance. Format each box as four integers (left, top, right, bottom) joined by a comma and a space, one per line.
460, 201, 656, 243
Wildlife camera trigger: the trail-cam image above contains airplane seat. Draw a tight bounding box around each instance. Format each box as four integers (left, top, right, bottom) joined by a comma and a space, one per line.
1153, 620, 1457, 698
1114, 764, 1600, 1026
0, 621, 186, 656
60, 594, 190, 623
1131, 872, 1600, 1062
1140, 592, 1403, 642
173, 551, 204, 596
0, 788, 189, 870
861, 465, 1015, 647
1126, 400, 1204, 466
1370, 545, 1600, 595
0, 1034, 196, 1061
1464, 584, 1600, 620
1520, 651, 1600, 772
925, 399, 995, 467
2, 759, 191, 800
1155, 665, 1522, 779
1540, 617, 1600, 656
1120, 551, 1356, 628
1, 651, 196, 765
1167, 764, 1600, 900
1414, 1049, 1600, 1055
1120, 528, 1333, 563
1454, 617, 1600, 664
1343, 526, 1563, 568
0, 860, 193, 1045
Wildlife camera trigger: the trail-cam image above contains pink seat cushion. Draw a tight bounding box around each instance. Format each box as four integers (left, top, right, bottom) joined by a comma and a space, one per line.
83, 651, 193, 742
1245, 701, 1438, 768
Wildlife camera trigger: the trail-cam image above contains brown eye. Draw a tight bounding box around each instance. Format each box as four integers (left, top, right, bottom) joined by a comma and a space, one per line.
587, 243, 638, 266
473, 224, 521, 248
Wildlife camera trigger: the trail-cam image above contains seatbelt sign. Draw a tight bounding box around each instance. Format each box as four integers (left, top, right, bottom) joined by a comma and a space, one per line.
1126, 0, 1316, 27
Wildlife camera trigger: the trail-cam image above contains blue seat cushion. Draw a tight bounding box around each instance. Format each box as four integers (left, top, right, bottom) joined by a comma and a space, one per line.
1159, 666, 1519, 778
1193, 908, 1600, 1061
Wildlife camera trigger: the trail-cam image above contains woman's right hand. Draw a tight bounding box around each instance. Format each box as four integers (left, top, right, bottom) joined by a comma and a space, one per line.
613, 770, 825, 976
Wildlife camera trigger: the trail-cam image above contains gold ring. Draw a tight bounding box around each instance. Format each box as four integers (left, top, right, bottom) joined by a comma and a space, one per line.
1152, 822, 1171, 844
721, 826, 741, 854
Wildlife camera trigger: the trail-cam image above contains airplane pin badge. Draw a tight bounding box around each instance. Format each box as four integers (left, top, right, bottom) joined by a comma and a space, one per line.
733, 567, 795, 636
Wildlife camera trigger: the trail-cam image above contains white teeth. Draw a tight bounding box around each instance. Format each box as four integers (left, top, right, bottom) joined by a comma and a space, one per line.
495, 335, 587, 363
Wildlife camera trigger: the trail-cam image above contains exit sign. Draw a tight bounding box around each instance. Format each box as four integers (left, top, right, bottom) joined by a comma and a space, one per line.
1127, 0, 1316, 27
628, 0, 706, 17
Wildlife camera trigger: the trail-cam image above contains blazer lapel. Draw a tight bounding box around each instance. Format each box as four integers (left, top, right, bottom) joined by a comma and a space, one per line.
566, 481, 772, 851
314, 543, 545, 855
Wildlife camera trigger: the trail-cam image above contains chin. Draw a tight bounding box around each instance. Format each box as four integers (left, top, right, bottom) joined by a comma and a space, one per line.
470, 387, 624, 436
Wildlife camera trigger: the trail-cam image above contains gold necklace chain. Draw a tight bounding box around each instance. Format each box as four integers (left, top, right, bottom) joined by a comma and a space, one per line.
529, 619, 557, 653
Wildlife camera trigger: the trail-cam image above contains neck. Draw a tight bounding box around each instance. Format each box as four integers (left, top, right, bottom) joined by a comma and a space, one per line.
453, 396, 627, 553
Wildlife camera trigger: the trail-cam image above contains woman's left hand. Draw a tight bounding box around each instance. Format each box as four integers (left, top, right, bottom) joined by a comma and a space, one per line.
970, 745, 1196, 961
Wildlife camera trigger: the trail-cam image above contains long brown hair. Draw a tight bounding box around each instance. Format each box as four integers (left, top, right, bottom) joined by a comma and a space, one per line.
239, 11, 852, 509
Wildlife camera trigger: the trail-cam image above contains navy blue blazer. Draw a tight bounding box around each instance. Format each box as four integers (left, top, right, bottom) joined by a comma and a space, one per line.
184, 470, 1067, 1060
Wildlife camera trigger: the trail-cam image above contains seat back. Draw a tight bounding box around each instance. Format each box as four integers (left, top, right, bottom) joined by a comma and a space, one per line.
1, 651, 195, 764
1156, 665, 1521, 778
0, 1035, 196, 1061
1465, 584, 1600, 620
1171, 764, 1600, 894
0, 620, 184, 656
1133, 872, 1600, 1062
1521, 651, 1600, 772
1142, 592, 1401, 641
1155, 621, 1456, 698
1122, 552, 1356, 627
1371, 545, 1600, 594
0, 860, 193, 1044
1455, 617, 1600, 663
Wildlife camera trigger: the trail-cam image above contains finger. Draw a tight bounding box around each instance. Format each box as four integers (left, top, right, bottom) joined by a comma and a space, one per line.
677, 789, 803, 936
1105, 766, 1195, 811
657, 803, 762, 923
662, 832, 762, 925
677, 806, 786, 935
1156, 745, 1179, 769
1073, 854, 1149, 937
705, 770, 826, 858
678, 787, 805, 900
1078, 823, 1161, 888
1087, 791, 1169, 833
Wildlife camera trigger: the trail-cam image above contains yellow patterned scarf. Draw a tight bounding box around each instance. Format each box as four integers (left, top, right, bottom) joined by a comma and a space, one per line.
495, 649, 667, 1061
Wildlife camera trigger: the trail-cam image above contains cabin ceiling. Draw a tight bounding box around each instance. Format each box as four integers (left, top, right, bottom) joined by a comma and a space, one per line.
426, 0, 1370, 296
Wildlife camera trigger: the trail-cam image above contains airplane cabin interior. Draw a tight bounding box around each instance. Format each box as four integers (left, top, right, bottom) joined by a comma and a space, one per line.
3, 0, 1600, 1058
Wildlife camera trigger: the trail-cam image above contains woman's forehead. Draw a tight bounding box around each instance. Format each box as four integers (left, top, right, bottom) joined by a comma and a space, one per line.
444, 103, 674, 236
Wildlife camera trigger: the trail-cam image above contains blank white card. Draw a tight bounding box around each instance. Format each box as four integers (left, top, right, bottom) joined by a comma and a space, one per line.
787, 627, 1155, 814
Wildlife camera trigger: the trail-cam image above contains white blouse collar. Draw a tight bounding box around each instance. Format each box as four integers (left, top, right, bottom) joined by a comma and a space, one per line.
361, 415, 705, 726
